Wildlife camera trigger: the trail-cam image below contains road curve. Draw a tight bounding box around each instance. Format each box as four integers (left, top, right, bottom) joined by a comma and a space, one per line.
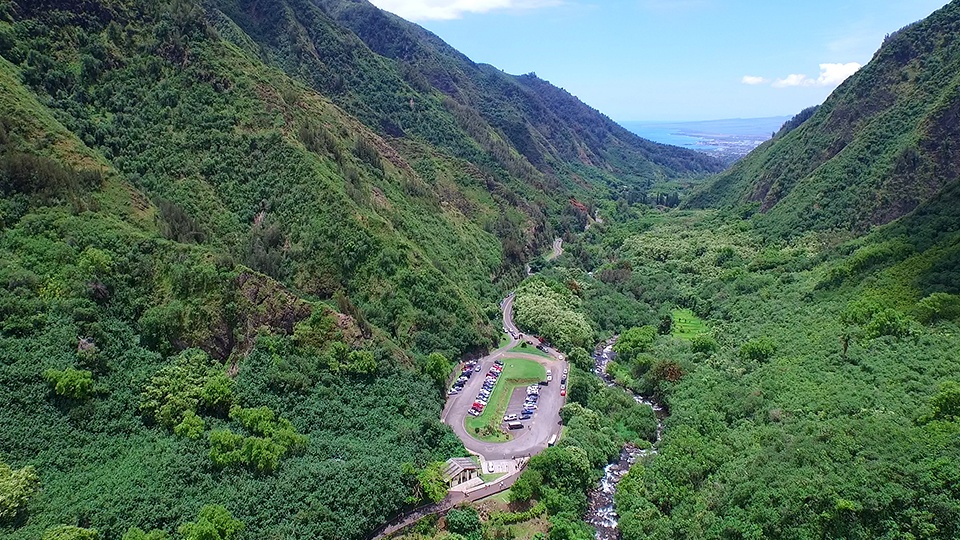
442, 294, 568, 461
546, 237, 563, 261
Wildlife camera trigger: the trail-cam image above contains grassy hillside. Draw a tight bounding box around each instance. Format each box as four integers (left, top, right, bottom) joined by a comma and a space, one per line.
686, 0, 960, 239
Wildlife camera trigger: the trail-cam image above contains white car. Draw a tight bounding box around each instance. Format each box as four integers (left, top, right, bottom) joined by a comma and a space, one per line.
503, 414, 518, 421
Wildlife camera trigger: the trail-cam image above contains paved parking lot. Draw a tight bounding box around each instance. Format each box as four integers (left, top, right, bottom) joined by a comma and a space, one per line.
442, 293, 568, 460
503, 387, 529, 424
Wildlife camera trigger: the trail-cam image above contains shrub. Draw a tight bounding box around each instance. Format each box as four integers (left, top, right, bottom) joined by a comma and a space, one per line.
690, 334, 718, 354
42, 525, 99, 540
0, 462, 39, 523
178, 505, 244, 540
739, 337, 777, 362
445, 506, 481, 537
43, 368, 93, 400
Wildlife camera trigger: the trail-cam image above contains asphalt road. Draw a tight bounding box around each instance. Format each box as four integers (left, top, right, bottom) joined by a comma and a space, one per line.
442, 294, 568, 461
546, 237, 564, 261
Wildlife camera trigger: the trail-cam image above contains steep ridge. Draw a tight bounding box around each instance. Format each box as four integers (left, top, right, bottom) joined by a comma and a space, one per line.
211, 0, 723, 194
0, 0, 721, 360
686, 0, 960, 239
313, 0, 722, 182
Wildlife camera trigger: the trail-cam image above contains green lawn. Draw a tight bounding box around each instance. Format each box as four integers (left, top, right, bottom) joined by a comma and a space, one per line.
671, 308, 708, 339
481, 472, 506, 482
477, 490, 512, 504
464, 358, 546, 442
509, 342, 551, 358
497, 331, 512, 349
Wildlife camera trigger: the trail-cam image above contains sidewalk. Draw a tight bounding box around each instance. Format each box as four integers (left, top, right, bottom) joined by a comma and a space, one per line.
367, 457, 528, 539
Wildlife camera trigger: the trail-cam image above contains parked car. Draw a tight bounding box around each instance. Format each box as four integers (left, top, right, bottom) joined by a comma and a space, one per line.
520, 413, 532, 420
503, 414, 518, 422
561, 389, 566, 397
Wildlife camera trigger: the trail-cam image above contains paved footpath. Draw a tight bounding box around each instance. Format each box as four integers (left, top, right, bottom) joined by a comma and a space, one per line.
368, 465, 525, 540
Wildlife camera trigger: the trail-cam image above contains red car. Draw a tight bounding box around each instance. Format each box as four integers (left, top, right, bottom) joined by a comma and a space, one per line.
560, 389, 566, 397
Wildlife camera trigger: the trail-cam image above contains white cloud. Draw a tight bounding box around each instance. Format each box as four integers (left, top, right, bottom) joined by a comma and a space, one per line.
772, 73, 812, 88
772, 62, 862, 88
368, 0, 561, 21
741, 75, 768, 85
815, 62, 862, 86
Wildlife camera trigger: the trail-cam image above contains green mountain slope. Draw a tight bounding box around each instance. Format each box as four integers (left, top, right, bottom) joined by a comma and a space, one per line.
686, 0, 960, 239
0, 45, 466, 540
1, 0, 720, 360
0, 0, 722, 538
313, 0, 722, 182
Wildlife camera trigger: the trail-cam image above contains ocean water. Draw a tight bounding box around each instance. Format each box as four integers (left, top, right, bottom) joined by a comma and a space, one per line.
625, 125, 712, 150
620, 116, 791, 157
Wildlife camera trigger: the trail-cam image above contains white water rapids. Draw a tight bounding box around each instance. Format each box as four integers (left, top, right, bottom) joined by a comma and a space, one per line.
584, 343, 666, 540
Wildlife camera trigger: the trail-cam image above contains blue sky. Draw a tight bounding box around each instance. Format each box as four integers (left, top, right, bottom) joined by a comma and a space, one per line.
368, 0, 952, 121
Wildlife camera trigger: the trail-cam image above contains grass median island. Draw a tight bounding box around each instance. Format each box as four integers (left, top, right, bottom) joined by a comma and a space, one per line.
465, 358, 547, 443
671, 308, 708, 339
509, 342, 551, 358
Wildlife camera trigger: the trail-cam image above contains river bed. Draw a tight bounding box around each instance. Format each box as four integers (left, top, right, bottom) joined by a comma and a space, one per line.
585, 342, 667, 539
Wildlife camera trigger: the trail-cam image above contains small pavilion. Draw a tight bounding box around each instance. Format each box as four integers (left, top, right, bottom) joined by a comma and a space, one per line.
441, 457, 479, 488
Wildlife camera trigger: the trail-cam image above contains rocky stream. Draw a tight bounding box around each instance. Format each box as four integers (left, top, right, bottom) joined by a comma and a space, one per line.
585, 343, 667, 540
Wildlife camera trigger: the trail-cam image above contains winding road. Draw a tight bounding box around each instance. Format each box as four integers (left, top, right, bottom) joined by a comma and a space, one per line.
547, 237, 564, 261
441, 294, 568, 461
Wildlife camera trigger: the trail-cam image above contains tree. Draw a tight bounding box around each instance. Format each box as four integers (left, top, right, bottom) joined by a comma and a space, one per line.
690, 335, 717, 355
346, 350, 377, 375
548, 512, 594, 540
567, 347, 592, 372
43, 368, 93, 400
509, 468, 542, 503
0, 462, 39, 523
200, 374, 234, 415
122, 528, 170, 540
739, 337, 777, 362
420, 352, 452, 390
445, 506, 481, 537
417, 461, 449, 503
614, 326, 657, 363
921, 381, 960, 423
174, 410, 205, 439
657, 315, 672, 335
178, 505, 244, 540
42, 525, 99, 540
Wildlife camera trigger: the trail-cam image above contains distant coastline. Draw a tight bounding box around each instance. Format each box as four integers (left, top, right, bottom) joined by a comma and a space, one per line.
621, 116, 791, 163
